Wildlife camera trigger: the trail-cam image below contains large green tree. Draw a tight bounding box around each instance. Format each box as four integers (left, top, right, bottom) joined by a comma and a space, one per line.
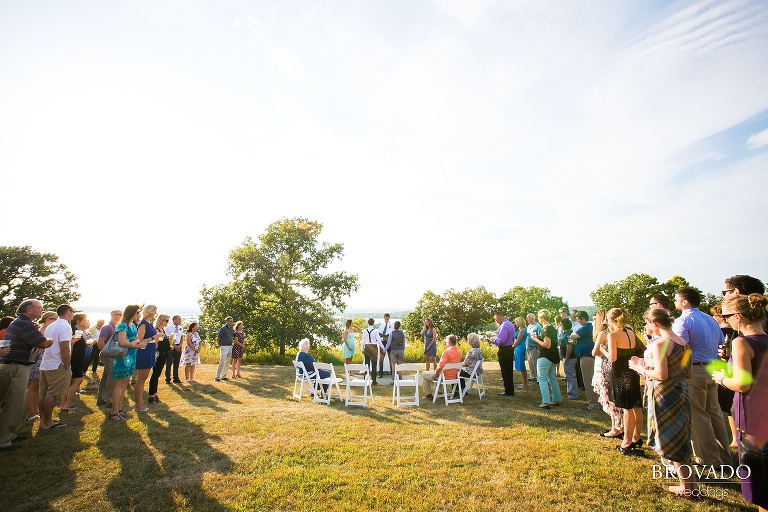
589, 273, 716, 329
198, 218, 359, 357
497, 285, 568, 322
0, 246, 80, 317
402, 286, 497, 339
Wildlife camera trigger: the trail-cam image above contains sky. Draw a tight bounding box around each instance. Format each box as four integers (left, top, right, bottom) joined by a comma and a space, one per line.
1, 0, 767, 313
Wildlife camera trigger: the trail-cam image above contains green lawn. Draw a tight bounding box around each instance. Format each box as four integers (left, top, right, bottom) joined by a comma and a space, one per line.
0, 363, 754, 512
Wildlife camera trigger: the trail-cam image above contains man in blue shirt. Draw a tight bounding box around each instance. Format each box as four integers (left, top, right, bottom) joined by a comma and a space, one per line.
570, 311, 598, 410
672, 287, 730, 467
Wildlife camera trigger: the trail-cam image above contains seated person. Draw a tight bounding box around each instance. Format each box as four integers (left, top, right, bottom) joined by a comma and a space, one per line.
421, 334, 462, 399
296, 338, 330, 391
461, 333, 484, 379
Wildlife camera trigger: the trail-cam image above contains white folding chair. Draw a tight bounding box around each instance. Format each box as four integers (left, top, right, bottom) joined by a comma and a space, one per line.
391, 363, 420, 407
433, 363, 464, 405
344, 363, 374, 407
312, 362, 344, 405
459, 359, 485, 400
292, 360, 317, 401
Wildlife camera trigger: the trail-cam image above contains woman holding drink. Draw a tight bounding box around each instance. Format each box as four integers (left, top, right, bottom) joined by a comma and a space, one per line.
147, 314, 171, 404
133, 305, 163, 412
111, 305, 148, 420
60, 312, 91, 413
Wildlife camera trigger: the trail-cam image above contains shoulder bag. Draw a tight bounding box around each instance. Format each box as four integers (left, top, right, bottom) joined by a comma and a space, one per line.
101, 330, 128, 359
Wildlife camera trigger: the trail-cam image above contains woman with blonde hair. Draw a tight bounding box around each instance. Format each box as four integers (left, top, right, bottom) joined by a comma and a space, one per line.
530, 309, 561, 409
713, 293, 768, 511
147, 314, 171, 404
421, 318, 438, 372
512, 317, 529, 390
601, 308, 643, 454
133, 305, 163, 412
231, 321, 245, 378
592, 309, 624, 438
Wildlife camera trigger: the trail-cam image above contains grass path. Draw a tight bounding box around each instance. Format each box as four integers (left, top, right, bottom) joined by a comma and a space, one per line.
0, 363, 753, 511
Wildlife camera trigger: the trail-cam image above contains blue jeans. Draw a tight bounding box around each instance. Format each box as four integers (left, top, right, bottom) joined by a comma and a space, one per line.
537, 358, 562, 404
563, 357, 578, 399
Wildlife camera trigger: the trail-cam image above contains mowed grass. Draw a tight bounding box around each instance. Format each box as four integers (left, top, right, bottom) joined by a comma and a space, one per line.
0, 363, 753, 512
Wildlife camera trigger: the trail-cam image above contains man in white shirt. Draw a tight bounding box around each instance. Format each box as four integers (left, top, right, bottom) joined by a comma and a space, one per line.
377, 313, 393, 378
39, 304, 75, 430
362, 318, 383, 385
165, 315, 184, 384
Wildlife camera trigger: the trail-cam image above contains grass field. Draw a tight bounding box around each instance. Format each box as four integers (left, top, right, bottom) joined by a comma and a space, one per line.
0, 362, 755, 512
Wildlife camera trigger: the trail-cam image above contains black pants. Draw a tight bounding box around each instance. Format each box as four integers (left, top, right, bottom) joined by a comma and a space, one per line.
576, 357, 584, 389
149, 348, 169, 395
165, 346, 181, 382
88, 346, 101, 374
497, 345, 515, 394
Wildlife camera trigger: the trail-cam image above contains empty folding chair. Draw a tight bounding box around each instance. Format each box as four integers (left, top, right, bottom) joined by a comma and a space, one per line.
391, 363, 420, 407
433, 362, 464, 405
460, 359, 485, 400
292, 360, 316, 401
312, 362, 344, 405
344, 363, 374, 407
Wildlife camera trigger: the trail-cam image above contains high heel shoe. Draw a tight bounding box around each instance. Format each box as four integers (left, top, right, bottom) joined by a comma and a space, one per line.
600, 430, 624, 438
617, 446, 636, 456
629, 438, 644, 449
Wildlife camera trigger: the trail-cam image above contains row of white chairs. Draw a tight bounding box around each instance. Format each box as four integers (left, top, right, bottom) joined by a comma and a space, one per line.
292, 360, 485, 407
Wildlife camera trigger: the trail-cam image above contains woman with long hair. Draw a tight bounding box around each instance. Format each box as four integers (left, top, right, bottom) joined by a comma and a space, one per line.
147, 314, 171, 404
110, 305, 148, 420
592, 309, 624, 438
710, 304, 738, 448
513, 317, 529, 390
713, 294, 768, 511
421, 318, 438, 372
180, 322, 201, 383
133, 305, 162, 412
60, 312, 91, 413
601, 308, 643, 454
629, 308, 698, 498
342, 319, 361, 365
231, 321, 245, 378
530, 309, 561, 409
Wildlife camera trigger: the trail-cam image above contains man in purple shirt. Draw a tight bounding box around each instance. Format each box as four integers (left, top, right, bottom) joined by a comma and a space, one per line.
672, 287, 729, 467
493, 313, 516, 396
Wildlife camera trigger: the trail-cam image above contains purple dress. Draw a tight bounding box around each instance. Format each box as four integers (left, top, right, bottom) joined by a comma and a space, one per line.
733, 334, 768, 509
232, 331, 244, 359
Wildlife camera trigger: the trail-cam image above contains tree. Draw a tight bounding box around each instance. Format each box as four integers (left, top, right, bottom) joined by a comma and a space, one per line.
402, 286, 497, 339
497, 286, 568, 321
590, 273, 715, 330
0, 246, 80, 317
198, 218, 359, 357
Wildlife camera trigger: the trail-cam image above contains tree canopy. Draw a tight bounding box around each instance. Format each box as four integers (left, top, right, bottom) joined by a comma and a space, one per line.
0, 246, 80, 317
198, 218, 359, 357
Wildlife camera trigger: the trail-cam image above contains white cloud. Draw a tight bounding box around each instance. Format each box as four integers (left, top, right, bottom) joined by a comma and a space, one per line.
747, 128, 768, 148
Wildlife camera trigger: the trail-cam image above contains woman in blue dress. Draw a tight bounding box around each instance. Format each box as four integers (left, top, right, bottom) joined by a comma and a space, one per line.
421, 318, 437, 372
133, 304, 162, 413
110, 305, 148, 420
342, 319, 361, 365
513, 317, 529, 389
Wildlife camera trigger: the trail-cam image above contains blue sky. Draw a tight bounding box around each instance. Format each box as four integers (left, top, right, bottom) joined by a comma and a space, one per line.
1, 0, 766, 311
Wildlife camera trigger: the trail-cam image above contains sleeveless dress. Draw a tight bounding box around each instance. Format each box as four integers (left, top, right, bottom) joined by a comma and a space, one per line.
608, 331, 642, 409
342, 332, 356, 359
514, 330, 527, 371
424, 329, 437, 357
135, 319, 157, 370
647, 341, 691, 463
232, 331, 244, 359
180, 332, 201, 366
112, 322, 139, 380
733, 334, 768, 508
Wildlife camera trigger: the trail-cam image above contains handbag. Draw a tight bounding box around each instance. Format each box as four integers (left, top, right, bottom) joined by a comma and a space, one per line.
101, 331, 128, 359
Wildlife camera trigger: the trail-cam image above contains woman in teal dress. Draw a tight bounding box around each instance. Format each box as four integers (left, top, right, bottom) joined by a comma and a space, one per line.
110, 305, 148, 420
342, 319, 360, 365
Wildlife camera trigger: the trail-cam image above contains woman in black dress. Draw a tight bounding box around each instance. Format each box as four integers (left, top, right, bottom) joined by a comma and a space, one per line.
600, 308, 643, 454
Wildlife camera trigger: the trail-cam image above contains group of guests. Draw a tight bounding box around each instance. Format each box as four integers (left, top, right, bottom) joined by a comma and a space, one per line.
0, 303, 246, 445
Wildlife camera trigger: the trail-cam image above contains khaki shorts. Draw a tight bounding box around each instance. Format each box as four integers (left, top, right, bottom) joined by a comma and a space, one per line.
40, 365, 71, 398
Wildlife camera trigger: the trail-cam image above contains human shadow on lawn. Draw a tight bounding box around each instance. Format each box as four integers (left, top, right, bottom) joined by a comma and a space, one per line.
97, 407, 233, 512
176, 382, 243, 411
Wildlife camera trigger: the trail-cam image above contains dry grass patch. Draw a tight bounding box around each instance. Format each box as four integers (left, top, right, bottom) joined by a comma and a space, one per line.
0, 363, 753, 511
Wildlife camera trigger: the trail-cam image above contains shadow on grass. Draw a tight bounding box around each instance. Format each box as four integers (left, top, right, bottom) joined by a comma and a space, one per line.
175, 382, 243, 411
97, 406, 233, 511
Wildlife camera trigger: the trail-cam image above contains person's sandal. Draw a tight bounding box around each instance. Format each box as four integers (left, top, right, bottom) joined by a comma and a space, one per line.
109, 413, 125, 421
